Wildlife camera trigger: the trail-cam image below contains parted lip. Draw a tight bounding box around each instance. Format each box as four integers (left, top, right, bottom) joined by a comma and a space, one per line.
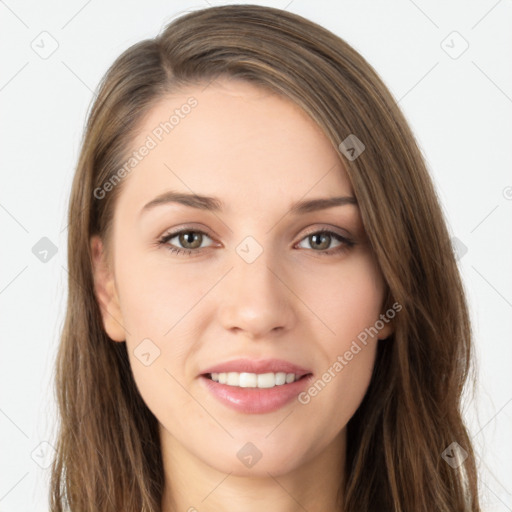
200, 358, 312, 377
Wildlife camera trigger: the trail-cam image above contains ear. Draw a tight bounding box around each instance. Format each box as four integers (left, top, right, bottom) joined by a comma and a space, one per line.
377, 292, 397, 340
90, 235, 126, 342
378, 317, 394, 340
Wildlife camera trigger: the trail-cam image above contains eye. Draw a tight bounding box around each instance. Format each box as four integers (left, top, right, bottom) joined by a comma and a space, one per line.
158, 229, 215, 256
296, 229, 354, 255
157, 227, 355, 257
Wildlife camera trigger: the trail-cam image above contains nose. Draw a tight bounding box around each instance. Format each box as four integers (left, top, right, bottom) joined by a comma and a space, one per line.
217, 247, 296, 340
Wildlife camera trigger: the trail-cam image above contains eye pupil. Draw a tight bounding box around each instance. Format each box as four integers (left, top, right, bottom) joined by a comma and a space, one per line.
310, 233, 330, 250
179, 231, 202, 249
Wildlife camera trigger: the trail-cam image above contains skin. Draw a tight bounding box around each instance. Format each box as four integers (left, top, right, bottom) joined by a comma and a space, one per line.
91, 78, 393, 512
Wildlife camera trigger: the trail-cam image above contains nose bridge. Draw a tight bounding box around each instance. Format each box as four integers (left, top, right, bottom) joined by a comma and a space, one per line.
233, 245, 278, 295
217, 237, 295, 336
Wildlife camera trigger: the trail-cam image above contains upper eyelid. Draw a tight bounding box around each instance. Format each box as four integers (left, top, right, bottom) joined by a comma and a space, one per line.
299, 225, 350, 238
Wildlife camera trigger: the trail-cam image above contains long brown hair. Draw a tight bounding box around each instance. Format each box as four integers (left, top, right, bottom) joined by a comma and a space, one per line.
50, 4, 480, 511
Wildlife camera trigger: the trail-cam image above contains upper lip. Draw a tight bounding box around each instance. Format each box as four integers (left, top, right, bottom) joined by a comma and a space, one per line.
200, 358, 312, 377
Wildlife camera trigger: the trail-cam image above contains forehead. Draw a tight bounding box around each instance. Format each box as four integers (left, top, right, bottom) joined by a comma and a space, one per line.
116, 78, 353, 216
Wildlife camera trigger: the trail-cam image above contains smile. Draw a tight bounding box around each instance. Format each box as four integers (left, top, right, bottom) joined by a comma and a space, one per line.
208, 371, 303, 388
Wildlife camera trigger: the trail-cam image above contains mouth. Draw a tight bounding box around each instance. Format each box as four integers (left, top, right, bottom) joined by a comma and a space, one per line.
198, 359, 314, 414
199, 372, 313, 414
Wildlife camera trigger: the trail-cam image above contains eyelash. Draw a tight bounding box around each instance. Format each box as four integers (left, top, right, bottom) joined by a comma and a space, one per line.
157, 227, 355, 257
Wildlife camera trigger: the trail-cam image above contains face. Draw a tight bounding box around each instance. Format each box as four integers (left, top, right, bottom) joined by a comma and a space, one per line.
91, 78, 392, 478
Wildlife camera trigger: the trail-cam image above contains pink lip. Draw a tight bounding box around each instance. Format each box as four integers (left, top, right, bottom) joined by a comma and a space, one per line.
200, 375, 313, 414
199, 358, 313, 414
200, 358, 311, 377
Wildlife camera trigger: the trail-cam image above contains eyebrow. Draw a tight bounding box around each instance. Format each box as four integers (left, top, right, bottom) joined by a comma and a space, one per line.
140, 190, 357, 216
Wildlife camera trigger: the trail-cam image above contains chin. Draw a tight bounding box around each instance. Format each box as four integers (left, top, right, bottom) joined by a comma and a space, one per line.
198, 436, 311, 477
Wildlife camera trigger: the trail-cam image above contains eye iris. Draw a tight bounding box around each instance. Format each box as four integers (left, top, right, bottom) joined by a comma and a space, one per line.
179, 231, 202, 249
310, 233, 330, 250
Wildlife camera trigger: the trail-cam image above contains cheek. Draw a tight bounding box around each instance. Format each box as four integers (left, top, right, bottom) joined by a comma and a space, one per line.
114, 243, 214, 340
113, 246, 229, 420
301, 250, 386, 346
296, 342, 377, 455
294, 253, 384, 422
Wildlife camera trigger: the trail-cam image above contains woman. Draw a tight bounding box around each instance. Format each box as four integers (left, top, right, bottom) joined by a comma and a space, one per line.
50, 4, 480, 511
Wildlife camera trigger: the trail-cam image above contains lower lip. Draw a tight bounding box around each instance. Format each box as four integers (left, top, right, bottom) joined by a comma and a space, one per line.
200, 374, 313, 414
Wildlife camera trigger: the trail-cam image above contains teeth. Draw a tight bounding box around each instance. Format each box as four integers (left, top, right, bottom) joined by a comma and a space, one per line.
209, 372, 301, 388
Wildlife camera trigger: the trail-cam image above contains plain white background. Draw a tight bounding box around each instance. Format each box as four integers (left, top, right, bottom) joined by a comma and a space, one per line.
1, 0, 511, 510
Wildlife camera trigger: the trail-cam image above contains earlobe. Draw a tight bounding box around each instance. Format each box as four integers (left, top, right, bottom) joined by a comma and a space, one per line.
90, 235, 126, 342
378, 320, 394, 341
377, 292, 397, 340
